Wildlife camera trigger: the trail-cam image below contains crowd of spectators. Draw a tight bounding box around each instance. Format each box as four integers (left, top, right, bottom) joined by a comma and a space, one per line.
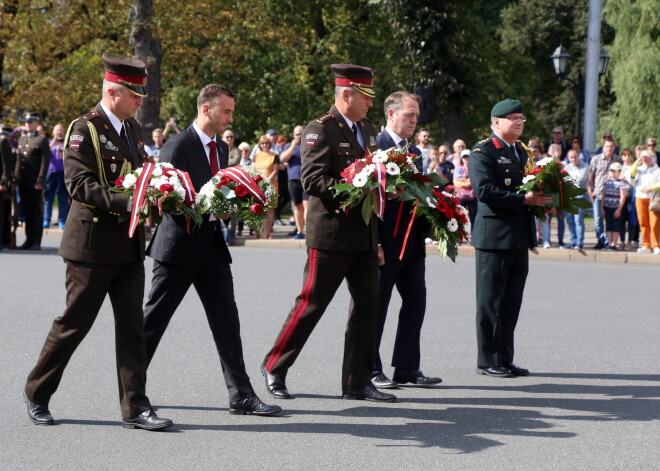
2, 112, 659, 255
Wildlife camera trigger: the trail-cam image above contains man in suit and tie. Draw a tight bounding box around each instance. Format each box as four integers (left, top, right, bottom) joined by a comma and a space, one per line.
23, 54, 172, 430
261, 64, 396, 403
371, 91, 442, 389
143, 84, 281, 416
468, 99, 551, 378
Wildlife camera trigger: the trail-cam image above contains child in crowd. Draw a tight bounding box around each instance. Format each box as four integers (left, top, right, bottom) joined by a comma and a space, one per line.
601, 162, 629, 250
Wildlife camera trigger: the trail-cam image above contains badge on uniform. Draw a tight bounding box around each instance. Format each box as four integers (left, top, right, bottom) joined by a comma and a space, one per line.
498, 156, 512, 164
105, 140, 119, 151
99, 135, 107, 143
369, 136, 376, 147
504, 178, 512, 186
110, 162, 117, 173
306, 133, 318, 140
339, 142, 350, 147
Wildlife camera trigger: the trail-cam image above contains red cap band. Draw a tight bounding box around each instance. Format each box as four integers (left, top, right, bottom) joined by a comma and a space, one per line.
104, 71, 146, 86
335, 77, 372, 86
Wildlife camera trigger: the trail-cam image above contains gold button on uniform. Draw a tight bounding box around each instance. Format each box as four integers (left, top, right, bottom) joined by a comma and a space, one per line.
92, 217, 99, 222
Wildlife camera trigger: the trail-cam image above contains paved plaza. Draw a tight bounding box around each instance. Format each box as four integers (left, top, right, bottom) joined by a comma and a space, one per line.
1, 232, 658, 470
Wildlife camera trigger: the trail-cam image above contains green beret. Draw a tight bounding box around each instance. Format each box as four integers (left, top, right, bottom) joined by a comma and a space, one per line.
491, 99, 523, 117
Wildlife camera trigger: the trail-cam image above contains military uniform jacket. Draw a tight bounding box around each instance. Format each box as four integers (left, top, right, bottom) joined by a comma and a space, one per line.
59, 104, 148, 263
15, 133, 49, 186
0, 134, 14, 187
468, 133, 537, 250
301, 105, 378, 252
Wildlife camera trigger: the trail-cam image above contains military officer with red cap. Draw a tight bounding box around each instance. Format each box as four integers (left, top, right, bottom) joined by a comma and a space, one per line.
261, 64, 396, 403
23, 54, 172, 430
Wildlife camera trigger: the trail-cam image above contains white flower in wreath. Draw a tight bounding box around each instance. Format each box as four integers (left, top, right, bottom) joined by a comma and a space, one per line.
151, 166, 163, 177
353, 172, 368, 188
522, 174, 536, 184
122, 174, 137, 189
385, 162, 400, 176
425, 196, 436, 208
563, 175, 575, 183
372, 150, 389, 163
175, 187, 186, 198
363, 164, 375, 176
447, 218, 459, 232
160, 162, 174, 168
442, 191, 453, 198
537, 157, 554, 167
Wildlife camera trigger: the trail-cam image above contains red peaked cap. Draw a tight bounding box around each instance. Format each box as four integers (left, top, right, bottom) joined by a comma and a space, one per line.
102, 53, 148, 98
331, 64, 375, 98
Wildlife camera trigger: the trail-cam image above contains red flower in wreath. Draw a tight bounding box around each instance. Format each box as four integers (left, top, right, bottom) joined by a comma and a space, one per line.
250, 203, 264, 215
114, 176, 125, 188
159, 183, 174, 193
235, 185, 249, 197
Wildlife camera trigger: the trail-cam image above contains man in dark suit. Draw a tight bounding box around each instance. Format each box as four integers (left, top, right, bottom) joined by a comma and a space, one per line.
371, 91, 442, 389
24, 54, 172, 430
0, 124, 13, 250
143, 84, 280, 416
261, 64, 396, 403
15, 112, 49, 250
468, 99, 551, 378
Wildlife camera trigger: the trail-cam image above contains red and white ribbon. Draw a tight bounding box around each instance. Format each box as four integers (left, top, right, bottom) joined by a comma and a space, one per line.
173, 168, 197, 206
373, 162, 387, 217
217, 167, 266, 203
128, 162, 156, 238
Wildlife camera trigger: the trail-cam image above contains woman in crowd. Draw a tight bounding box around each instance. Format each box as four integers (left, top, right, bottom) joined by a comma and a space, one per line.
628, 149, 660, 253
600, 163, 628, 251
252, 135, 280, 239
452, 150, 477, 232
619, 149, 638, 250
238, 141, 252, 167
571, 136, 590, 164
449, 139, 466, 163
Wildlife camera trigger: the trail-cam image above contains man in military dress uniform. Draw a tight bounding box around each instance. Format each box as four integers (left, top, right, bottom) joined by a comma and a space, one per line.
0, 124, 14, 250
23, 54, 172, 430
15, 112, 49, 250
261, 64, 396, 403
468, 99, 551, 378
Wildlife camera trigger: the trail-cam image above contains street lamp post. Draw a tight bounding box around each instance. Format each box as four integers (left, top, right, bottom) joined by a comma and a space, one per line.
551, 45, 610, 139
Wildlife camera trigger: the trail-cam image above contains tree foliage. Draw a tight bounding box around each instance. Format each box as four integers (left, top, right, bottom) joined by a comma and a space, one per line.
601, 0, 660, 148
0, 0, 656, 150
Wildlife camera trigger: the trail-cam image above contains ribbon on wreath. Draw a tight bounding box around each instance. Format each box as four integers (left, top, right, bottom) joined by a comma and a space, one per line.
373, 162, 387, 217
128, 162, 156, 238
216, 167, 266, 203
392, 199, 419, 261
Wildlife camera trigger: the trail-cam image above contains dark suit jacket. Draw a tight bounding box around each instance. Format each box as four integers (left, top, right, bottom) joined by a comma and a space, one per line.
147, 125, 231, 265
16, 133, 49, 186
301, 104, 378, 252
375, 131, 427, 260
468, 133, 536, 250
59, 103, 148, 263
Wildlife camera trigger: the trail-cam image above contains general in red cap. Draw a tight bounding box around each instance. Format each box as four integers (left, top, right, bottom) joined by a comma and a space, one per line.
331, 64, 375, 98
102, 53, 148, 98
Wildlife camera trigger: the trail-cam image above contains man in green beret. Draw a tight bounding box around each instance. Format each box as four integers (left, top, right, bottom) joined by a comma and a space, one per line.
468, 99, 551, 378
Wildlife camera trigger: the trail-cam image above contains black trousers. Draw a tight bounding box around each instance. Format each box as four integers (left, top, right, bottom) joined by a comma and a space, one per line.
263, 248, 379, 392
18, 185, 43, 247
373, 254, 426, 375
143, 259, 255, 403
475, 248, 528, 367
25, 260, 152, 419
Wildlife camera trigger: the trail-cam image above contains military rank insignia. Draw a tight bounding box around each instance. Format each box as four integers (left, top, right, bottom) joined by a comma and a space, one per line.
69, 134, 84, 150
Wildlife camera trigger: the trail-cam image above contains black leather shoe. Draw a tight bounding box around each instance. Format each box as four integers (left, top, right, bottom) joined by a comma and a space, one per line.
393, 369, 442, 386
342, 385, 396, 403
26, 245, 41, 251
505, 363, 530, 376
476, 366, 513, 377
24, 392, 54, 425
371, 373, 398, 389
122, 409, 173, 430
229, 395, 282, 416
261, 363, 292, 399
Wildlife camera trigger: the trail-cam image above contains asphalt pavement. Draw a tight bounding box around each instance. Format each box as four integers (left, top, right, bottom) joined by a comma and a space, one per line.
1, 232, 658, 470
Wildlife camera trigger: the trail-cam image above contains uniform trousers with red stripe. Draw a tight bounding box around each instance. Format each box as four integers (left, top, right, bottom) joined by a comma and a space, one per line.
263, 248, 379, 393
24, 260, 152, 419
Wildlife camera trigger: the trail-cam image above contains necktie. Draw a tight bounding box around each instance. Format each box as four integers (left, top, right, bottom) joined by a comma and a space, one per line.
208, 140, 219, 175
120, 124, 131, 152
351, 123, 358, 137
399, 139, 407, 149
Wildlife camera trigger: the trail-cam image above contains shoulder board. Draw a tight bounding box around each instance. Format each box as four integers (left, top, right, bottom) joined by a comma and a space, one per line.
81, 110, 101, 121
315, 113, 333, 124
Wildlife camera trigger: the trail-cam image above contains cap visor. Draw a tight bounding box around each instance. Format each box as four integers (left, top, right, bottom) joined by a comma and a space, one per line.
353, 84, 375, 98
125, 85, 148, 97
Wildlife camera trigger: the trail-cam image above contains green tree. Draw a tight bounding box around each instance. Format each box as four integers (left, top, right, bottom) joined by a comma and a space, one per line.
601, 0, 660, 148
